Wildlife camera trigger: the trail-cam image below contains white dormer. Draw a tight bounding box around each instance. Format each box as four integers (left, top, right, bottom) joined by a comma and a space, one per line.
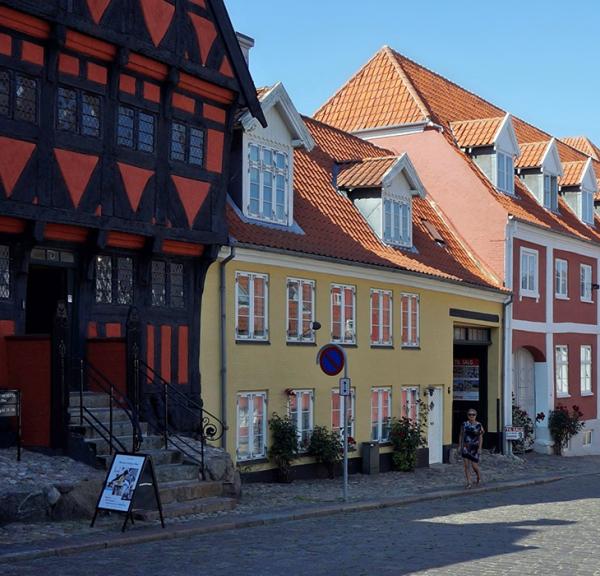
560, 158, 597, 225
337, 153, 425, 249
492, 114, 520, 194
238, 82, 314, 227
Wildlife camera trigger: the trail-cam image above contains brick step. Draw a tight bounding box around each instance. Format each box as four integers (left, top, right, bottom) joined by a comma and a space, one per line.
69, 406, 132, 424
85, 434, 164, 456
133, 496, 237, 521
158, 480, 223, 505
155, 463, 200, 483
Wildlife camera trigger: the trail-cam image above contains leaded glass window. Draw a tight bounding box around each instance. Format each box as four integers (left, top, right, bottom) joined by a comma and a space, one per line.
117, 105, 155, 153
117, 257, 133, 305
95, 255, 112, 304
0, 246, 10, 299
15, 75, 38, 123
170, 123, 186, 162
117, 105, 134, 148
138, 112, 155, 153
57, 86, 101, 137
151, 261, 166, 307
0, 71, 10, 117
169, 263, 184, 308
170, 122, 204, 166
57, 86, 77, 132
189, 128, 204, 166
82, 93, 100, 137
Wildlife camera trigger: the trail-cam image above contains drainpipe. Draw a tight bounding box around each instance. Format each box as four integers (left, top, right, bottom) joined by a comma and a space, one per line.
501, 292, 513, 455
219, 245, 236, 450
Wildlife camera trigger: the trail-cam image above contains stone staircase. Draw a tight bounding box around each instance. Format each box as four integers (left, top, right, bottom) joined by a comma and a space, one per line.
69, 391, 237, 519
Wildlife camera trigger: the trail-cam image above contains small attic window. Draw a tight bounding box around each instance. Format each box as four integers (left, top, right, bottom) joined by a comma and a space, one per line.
582, 189, 594, 224
383, 196, 411, 247
543, 174, 559, 212
497, 151, 514, 194
422, 219, 445, 245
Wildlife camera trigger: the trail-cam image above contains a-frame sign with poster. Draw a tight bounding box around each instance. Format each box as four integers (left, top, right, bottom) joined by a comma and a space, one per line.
91, 453, 165, 532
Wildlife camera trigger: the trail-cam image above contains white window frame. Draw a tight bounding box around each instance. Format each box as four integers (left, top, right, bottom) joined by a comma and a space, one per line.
582, 189, 594, 224
554, 258, 568, 299
582, 430, 593, 446
235, 271, 269, 341
370, 288, 392, 346
332, 388, 355, 440
236, 391, 267, 461
401, 387, 420, 422
245, 138, 292, 225
330, 283, 356, 344
555, 345, 569, 398
520, 247, 539, 299
400, 293, 419, 348
496, 151, 514, 194
543, 174, 559, 212
371, 387, 392, 443
580, 264, 593, 302
288, 389, 314, 450
382, 194, 412, 247
286, 278, 315, 343
580, 345, 593, 395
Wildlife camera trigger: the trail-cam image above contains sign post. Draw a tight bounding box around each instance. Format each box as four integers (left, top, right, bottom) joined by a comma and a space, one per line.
0, 389, 21, 461
317, 344, 350, 502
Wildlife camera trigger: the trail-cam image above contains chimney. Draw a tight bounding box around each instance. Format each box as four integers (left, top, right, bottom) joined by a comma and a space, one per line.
235, 32, 254, 66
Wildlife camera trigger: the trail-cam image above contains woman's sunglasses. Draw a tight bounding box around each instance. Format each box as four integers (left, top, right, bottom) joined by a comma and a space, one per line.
468, 413, 476, 416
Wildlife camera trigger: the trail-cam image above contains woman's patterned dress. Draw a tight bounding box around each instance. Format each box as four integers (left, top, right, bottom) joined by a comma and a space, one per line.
461, 421, 483, 463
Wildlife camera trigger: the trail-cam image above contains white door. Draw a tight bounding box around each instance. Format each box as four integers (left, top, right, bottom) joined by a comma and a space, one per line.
513, 348, 535, 418
428, 387, 443, 464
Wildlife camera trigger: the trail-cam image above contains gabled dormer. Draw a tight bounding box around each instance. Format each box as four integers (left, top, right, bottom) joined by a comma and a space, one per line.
450, 114, 520, 195
516, 138, 563, 212
336, 153, 426, 249
559, 158, 597, 225
233, 82, 314, 227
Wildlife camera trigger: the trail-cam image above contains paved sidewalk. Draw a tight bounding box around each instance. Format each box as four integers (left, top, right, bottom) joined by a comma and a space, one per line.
1, 451, 600, 563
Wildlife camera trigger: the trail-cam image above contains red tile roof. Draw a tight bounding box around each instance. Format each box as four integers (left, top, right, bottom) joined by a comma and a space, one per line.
337, 156, 398, 189
515, 141, 550, 169
450, 117, 504, 149
561, 136, 600, 161
228, 116, 502, 289
560, 161, 587, 187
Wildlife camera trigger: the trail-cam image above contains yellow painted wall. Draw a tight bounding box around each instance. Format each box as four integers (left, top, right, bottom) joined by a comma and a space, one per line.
201, 254, 504, 470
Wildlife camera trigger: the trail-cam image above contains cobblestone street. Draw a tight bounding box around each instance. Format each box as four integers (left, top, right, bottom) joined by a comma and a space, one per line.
3, 472, 600, 575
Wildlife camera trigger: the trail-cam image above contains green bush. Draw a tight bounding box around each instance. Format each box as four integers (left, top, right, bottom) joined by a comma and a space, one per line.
308, 425, 342, 477
389, 400, 428, 472
548, 405, 585, 454
268, 413, 299, 479
511, 402, 535, 454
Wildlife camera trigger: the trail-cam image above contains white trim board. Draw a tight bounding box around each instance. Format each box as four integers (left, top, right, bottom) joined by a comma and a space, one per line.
512, 319, 600, 334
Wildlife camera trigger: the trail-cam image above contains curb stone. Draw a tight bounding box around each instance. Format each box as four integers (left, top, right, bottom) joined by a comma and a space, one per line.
0, 471, 595, 564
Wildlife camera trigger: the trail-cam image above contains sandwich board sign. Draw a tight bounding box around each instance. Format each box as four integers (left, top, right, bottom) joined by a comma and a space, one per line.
91, 453, 164, 531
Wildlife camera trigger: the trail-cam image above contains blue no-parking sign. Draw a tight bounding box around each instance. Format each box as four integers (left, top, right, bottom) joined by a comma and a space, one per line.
318, 344, 345, 376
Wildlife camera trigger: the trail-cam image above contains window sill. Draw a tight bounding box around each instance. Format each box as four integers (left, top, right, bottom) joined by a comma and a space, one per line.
555, 295, 569, 301
581, 298, 594, 304
370, 344, 394, 349
235, 339, 271, 345
334, 342, 357, 348
237, 456, 268, 465
581, 391, 594, 397
520, 291, 540, 301
556, 393, 571, 399
401, 345, 421, 350
286, 340, 317, 346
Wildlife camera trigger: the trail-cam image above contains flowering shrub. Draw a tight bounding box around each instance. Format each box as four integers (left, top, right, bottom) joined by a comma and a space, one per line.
389, 400, 428, 472
511, 402, 535, 454
548, 405, 585, 454
308, 425, 342, 477
268, 413, 299, 481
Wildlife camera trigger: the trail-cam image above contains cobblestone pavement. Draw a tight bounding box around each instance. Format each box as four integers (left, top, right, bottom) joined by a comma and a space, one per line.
4, 473, 600, 575
2, 448, 600, 547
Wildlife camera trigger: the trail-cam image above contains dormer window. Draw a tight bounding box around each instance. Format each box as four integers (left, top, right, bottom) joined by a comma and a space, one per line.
582, 189, 594, 224
247, 142, 289, 224
497, 151, 514, 194
543, 174, 558, 211
383, 194, 411, 247
559, 159, 597, 225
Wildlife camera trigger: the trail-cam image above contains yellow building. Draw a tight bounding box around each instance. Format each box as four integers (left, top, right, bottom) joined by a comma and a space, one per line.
201, 84, 507, 478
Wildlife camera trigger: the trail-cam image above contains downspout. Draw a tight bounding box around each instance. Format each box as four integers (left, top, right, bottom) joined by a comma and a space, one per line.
501, 292, 513, 455
219, 245, 236, 450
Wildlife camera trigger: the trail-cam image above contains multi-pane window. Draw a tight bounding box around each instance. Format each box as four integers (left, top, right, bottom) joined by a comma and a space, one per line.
170, 122, 204, 166
332, 388, 355, 439
236, 391, 267, 460
0, 69, 38, 123
400, 293, 419, 348
401, 387, 420, 422
383, 198, 411, 246
370, 289, 392, 345
331, 284, 356, 344
580, 264, 593, 302
289, 390, 314, 450
582, 189, 594, 224
95, 255, 133, 305
0, 245, 10, 299
543, 174, 559, 211
520, 248, 538, 297
117, 105, 155, 153
371, 387, 391, 442
247, 142, 289, 224
235, 272, 268, 340
555, 259, 568, 299
581, 345, 592, 395
57, 86, 100, 137
555, 345, 569, 397
286, 278, 315, 342
151, 260, 185, 308
496, 152, 514, 194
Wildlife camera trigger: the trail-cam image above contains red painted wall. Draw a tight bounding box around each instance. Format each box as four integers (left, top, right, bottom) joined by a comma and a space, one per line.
552, 333, 597, 419
512, 239, 546, 323
553, 249, 597, 324
0, 319, 16, 386
6, 336, 51, 446
87, 338, 127, 398
512, 329, 546, 361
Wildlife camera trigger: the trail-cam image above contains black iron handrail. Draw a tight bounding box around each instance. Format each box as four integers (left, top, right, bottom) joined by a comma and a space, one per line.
72, 357, 143, 456
138, 359, 226, 480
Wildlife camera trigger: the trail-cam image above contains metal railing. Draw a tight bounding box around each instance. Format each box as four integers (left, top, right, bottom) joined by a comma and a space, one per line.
138, 359, 226, 480
73, 358, 143, 456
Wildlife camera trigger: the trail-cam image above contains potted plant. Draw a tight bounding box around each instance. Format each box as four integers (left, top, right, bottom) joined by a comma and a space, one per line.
308, 425, 342, 478
268, 413, 299, 482
548, 405, 585, 455
389, 400, 428, 472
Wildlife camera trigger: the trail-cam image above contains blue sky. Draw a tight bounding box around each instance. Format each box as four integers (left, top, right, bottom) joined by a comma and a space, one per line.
225, 0, 600, 144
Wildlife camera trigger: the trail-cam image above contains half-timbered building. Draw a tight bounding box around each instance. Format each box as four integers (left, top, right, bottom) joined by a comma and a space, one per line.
0, 0, 264, 450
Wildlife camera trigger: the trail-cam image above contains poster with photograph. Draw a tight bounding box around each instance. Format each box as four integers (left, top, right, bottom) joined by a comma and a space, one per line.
453, 358, 480, 401
98, 454, 146, 513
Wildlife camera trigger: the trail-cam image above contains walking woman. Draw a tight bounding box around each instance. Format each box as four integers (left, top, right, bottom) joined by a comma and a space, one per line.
459, 409, 484, 488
